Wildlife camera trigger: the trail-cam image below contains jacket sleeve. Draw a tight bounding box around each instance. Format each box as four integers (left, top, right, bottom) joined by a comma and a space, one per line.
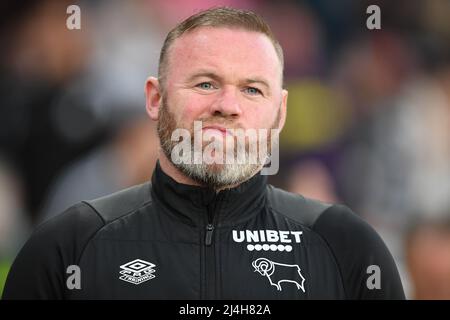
2, 203, 104, 300
312, 204, 405, 299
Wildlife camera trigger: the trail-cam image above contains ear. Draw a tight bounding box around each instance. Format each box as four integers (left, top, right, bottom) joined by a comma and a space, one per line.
278, 89, 288, 131
145, 77, 162, 121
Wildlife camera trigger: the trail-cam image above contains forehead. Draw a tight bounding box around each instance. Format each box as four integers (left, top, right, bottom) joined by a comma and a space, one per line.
166, 27, 282, 84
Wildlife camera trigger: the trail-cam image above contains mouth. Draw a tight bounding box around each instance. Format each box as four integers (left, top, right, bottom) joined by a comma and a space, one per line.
202, 125, 229, 136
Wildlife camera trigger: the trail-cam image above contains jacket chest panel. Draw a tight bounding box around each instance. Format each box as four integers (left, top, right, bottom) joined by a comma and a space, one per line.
75, 239, 202, 299
217, 227, 346, 299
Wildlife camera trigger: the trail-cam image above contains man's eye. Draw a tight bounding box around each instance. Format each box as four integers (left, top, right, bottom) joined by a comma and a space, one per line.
197, 82, 214, 90
245, 87, 262, 96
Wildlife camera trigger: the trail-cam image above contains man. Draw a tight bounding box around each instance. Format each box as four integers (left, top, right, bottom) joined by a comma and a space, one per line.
3, 7, 405, 299
406, 217, 450, 299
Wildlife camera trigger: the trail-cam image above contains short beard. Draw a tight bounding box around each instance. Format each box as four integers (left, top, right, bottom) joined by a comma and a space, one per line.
157, 95, 279, 190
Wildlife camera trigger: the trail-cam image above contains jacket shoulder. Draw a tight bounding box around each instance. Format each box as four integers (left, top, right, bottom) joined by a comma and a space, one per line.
266, 187, 405, 299
2, 202, 104, 299
83, 182, 152, 223
311, 204, 405, 299
3, 183, 153, 299
266, 185, 332, 227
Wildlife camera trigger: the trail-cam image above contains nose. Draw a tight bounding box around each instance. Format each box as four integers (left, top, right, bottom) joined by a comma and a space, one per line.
209, 85, 242, 117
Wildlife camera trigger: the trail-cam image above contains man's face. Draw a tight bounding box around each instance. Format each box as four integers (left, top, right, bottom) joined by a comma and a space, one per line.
151, 27, 287, 188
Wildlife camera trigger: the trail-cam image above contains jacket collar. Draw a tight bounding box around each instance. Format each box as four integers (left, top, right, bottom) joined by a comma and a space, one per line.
150, 161, 267, 227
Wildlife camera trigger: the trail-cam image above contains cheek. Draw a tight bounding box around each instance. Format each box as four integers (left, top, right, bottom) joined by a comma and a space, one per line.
178, 94, 214, 121
244, 107, 278, 129
168, 92, 202, 124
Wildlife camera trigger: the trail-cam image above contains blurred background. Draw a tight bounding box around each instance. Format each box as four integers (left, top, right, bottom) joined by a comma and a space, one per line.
0, 0, 449, 299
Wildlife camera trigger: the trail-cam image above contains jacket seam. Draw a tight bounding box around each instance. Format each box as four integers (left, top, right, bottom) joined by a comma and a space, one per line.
73, 202, 105, 266
310, 205, 349, 299
76, 199, 152, 266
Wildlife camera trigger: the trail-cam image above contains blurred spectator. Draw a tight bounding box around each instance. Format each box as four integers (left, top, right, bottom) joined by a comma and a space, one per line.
41, 117, 157, 221
0, 157, 29, 297
0, 0, 101, 223
406, 216, 450, 299
286, 159, 339, 203
0, 159, 29, 256
39, 0, 165, 220
257, 1, 325, 80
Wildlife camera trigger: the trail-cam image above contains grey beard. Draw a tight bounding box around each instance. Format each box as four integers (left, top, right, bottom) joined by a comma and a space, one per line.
173, 159, 263, 190
157, 98, 275, 190
159, 127, 265, 189
159, 128, 265, 190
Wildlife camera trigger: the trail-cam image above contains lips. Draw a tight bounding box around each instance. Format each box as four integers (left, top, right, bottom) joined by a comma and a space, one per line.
202, 125, 229, 135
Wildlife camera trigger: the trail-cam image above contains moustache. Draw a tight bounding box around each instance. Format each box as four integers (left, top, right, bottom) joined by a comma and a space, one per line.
192, 118, 244, 131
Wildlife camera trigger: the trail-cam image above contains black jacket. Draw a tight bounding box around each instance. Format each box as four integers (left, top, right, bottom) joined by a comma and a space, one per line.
3, 163, 405, 299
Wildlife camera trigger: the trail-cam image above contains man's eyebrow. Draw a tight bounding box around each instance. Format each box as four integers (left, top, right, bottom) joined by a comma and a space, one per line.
186, 71, 222, 83
242, 78, 271, 91
186, 72, 271, 92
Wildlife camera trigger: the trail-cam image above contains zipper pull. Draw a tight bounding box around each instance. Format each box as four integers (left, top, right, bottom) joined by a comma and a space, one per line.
205, 224, 214, 246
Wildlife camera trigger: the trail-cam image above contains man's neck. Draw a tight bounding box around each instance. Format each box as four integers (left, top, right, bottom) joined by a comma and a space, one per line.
158, 152, 203, 187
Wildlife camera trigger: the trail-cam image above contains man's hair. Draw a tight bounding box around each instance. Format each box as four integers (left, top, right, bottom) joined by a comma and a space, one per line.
158, 7, 284, 91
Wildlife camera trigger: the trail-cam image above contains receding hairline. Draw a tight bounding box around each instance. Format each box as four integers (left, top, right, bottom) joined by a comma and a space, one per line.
171, 26, 281, 69
157, 7, 285, 90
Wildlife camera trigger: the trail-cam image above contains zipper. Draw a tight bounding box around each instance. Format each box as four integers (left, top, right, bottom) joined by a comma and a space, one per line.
203, 196, 220, 299
205, 224, 214, 246
205, 197, 217, 246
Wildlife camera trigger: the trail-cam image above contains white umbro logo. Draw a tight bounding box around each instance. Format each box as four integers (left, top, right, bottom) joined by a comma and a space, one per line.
119, 259, 156, 285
